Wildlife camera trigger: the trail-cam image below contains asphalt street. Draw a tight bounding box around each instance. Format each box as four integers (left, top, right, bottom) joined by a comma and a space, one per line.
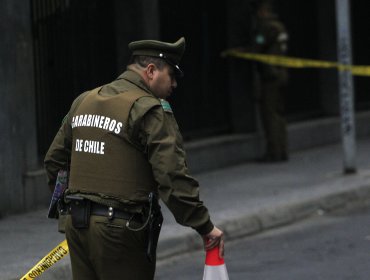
156, 205, 370, 280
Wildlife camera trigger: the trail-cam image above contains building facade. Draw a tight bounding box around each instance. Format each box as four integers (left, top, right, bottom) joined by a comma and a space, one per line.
1, 0, 370, 215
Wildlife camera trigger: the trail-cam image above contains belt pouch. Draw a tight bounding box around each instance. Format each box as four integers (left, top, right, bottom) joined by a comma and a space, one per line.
70, 198, 91, 229
57, 200, 68, 233
58, 213, 67, 233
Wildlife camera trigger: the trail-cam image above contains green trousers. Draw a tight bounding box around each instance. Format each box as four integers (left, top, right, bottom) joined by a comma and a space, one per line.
65, 215, 155, 280
259, 82, 288, 160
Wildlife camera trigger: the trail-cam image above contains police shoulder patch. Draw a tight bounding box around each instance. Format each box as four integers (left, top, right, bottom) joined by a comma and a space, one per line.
160, 99, 173, 113
256, 34, 265, 44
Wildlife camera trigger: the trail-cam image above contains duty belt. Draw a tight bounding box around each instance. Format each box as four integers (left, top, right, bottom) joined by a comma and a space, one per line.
92, 203, 136, 220
66, 195, 141, 222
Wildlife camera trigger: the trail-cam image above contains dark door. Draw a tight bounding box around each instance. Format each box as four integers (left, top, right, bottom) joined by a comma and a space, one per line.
159, 0, 231, 139
31, 0, 117, 158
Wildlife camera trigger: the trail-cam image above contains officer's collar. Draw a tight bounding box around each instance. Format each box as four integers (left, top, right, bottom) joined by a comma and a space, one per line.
117, 70, 153, 95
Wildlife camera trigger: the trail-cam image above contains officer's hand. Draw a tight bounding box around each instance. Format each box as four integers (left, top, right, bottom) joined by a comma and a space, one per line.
202, 226, 224, 258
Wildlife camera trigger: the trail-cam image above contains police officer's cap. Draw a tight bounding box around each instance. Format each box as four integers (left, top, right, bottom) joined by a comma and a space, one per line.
129, 37, 186, 77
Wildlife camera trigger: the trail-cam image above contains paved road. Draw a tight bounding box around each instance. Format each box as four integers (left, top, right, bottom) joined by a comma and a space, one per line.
156, 205, 370, 280
5, 138, 370, 279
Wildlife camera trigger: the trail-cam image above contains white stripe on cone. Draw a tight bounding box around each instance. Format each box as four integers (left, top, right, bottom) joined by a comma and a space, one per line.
203, 246, 229, 280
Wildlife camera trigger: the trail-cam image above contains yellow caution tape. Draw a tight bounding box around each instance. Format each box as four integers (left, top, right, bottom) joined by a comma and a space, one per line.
20, 240, 69, 280
222, 49, 370, 77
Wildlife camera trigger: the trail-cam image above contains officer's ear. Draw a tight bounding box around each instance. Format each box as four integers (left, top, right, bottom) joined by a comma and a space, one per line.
146, 63, 157, 80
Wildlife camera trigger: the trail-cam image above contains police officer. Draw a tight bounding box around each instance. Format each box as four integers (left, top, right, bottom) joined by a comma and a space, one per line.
44, 37, 224, 279
250, 0, 289, 162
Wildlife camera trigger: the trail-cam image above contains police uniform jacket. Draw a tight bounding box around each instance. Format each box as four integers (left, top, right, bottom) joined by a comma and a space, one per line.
44, 70, 214, 235
252, 14, 289, 83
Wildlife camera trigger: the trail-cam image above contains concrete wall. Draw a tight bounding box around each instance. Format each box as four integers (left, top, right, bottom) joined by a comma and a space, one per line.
185, 111, 370, 174
0, 1, 43, 216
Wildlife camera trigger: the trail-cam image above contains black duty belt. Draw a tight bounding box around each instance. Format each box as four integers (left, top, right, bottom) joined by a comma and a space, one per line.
66, 195, 141, 222
90, 202, 139, 221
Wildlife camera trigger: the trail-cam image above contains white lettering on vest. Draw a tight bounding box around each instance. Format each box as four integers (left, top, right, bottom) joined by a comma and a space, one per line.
75, 139, 105, 155
86, 114, 92, 126
77, 115, 83, 126
99, 116, 105, 128
71, 114, 123, 135
115, 122, 123, 134
103, 117, 110, 130
75, 139, 83, 152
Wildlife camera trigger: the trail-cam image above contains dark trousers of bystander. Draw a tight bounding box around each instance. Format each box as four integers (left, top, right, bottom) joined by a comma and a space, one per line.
258, 81, 288, 161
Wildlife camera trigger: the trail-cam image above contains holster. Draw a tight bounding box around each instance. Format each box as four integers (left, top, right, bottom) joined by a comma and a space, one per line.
47, 170, 69, 219
57, 199, 68, 233
67, 195, 91, 229
146, 193, 163, 263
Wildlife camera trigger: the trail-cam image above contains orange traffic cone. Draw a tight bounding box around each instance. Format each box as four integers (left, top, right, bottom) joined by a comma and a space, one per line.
203, 246, 229, 280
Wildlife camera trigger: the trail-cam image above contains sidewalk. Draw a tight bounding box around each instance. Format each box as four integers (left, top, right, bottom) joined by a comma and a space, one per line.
2, 138, 370, 280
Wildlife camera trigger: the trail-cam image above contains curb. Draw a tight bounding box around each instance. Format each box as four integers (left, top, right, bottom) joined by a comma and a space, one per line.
156, 184, 370, 260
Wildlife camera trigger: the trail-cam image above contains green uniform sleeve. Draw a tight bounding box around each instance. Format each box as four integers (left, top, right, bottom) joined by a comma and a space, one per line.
129, 98, 214, 235
44, 92, 88, 188
44, 115, 72, 188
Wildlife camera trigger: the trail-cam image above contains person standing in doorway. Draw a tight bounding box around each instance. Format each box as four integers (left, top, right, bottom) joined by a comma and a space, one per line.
250, 0, 289, 162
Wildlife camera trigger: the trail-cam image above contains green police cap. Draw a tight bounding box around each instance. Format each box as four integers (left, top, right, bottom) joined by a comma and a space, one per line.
128, 37, 186, 77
